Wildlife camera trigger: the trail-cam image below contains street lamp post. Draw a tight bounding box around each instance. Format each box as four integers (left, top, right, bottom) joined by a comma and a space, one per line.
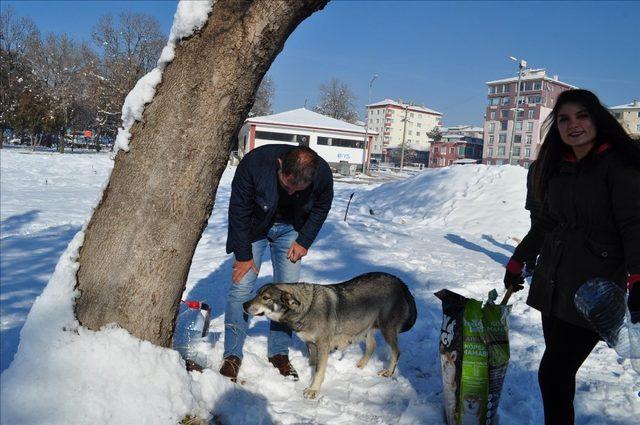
362, 74, 378, 174
508, 56, 526, 165
399, 103, 410, 172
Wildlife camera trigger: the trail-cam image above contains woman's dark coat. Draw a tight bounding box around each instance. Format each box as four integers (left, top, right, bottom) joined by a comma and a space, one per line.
513, 145, 640, 328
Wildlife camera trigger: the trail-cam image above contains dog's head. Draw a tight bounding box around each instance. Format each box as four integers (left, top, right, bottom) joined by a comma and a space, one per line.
243, 284, 301, 323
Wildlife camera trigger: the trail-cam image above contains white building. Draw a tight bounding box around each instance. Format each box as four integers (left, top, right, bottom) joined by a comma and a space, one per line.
441, 125, 484, 140
365, 99, 443, 161
237, 108, 376, 170
609, 100, 640, 137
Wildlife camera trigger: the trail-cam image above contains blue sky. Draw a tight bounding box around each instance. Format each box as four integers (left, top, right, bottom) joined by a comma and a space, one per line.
5, 0, 640, 126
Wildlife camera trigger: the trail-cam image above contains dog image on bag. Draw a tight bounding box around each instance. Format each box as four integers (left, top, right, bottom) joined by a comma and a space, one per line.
440, 349, 458, 424
461, 394, 481, 425
243, 272, 417, 399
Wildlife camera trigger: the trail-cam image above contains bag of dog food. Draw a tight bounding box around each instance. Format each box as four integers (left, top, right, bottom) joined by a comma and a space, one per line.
435, 289, 511, 425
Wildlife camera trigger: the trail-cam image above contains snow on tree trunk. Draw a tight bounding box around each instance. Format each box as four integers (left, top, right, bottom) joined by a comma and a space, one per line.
75, 0, 329, 347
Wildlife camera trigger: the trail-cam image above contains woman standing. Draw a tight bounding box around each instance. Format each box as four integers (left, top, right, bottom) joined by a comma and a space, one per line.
503, 89, 640, 424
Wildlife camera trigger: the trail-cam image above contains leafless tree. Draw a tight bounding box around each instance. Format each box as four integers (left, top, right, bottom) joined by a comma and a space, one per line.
0, 6, 40, 147
0, 6, 39, 56
75, 0, 329, 347
24, 33, 95, 152
314, 77, 359, 123
90, 12, 165, 136
249, 74, 275, 117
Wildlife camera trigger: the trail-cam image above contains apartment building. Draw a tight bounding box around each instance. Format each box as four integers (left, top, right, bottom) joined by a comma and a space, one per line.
609, 100, 640, 137
483, 69, 575, 168
429, 126, 484, 168
365, 99, 442, 164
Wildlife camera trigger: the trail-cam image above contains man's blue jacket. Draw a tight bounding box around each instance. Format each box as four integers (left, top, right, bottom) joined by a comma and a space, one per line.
226, 144, 334, 262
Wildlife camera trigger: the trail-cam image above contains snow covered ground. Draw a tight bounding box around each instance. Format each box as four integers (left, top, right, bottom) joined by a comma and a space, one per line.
1, 147, 638, 424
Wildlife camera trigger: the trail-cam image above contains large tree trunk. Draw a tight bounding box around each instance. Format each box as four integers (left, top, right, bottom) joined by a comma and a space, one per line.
75, 0, 329, 347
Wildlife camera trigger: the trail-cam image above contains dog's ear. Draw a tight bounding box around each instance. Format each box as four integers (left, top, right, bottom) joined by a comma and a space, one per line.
281, 291, 300, 309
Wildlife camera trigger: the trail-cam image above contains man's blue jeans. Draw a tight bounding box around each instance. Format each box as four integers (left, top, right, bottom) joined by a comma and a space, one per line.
223, 223, 301, 359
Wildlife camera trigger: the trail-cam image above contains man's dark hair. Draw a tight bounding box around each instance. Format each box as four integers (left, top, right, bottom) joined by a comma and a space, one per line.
280, 146, 320, 187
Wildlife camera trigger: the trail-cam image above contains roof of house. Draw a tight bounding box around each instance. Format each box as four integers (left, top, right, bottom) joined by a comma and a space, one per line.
609, 100, 640, 110
486, 69, 577, 89
246, 108, 376, 135
366, 98, 442, 116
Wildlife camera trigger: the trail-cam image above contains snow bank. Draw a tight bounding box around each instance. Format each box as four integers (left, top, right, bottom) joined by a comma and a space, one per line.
356, 165, 530, 236
114, 0, 213, 152
2, 147, 637, 424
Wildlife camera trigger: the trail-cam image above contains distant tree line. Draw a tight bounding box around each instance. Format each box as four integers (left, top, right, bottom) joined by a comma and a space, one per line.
0, 7, 275, 152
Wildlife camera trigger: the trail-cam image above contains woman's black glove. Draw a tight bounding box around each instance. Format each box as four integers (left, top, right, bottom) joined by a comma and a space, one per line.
629, 280, 640, 324
504, 258, 525, 292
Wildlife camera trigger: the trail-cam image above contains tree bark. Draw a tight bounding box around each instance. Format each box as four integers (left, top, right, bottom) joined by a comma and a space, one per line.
75, 0, 328, 347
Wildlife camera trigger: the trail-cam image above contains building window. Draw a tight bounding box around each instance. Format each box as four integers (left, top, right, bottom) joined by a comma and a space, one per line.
513, 146, 521, 156
501, 109, 509, 118
528, 109, 535, 119
489, 86, 497, 94
416, 131, 421, 136
525, 147, 531, 157
490, 111, 496, 119
514, 134, 522, 144
526, 134, 532, 144
255, 131, 309, 143
317, 136, 362, 148
517, 109, 524, 118
410, 112, 414, 118
500, 121, 508, 131
527, 121, 534, 132
488, 147, 494, 157
417, 122, 422, 128
528, 95, 543, 104
488, 122, 495, 132
498, 146, 505, 156
490, 97, 500, 106
502, 97, 510, 105
499, 134, 507, 143
515, 121, 523, 131
489, 135, 495, 144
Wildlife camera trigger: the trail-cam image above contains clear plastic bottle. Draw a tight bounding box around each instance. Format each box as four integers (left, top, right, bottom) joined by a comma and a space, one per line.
575, 278, 640, 373
173, 300, 211, 371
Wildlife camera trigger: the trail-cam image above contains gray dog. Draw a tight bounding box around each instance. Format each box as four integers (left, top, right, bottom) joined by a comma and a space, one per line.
243, 272, 417, 399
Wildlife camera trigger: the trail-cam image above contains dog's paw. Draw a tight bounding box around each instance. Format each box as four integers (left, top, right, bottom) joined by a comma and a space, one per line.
303, 388, 319, 399
377, 369, 394, 377
356, 359, 368, 369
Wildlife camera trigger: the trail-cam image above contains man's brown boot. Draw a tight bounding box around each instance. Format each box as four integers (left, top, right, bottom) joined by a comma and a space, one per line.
268, 354, 299, 381
219, 355, 241, 382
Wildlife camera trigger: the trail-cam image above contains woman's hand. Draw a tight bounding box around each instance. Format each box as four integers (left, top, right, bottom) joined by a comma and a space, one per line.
504, 258, 525, 292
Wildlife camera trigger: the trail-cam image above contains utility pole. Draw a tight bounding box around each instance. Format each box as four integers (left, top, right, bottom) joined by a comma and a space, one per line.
508, 57, 526, 165
400, 103, 410, 171
362, 74, 378, 174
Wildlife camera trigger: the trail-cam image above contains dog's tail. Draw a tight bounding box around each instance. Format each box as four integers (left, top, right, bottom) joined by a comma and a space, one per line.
400, 282, 417, 333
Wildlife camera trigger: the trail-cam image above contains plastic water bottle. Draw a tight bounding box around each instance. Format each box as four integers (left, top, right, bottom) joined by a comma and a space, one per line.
173, 300, 211, 371
575, 278, 640, 373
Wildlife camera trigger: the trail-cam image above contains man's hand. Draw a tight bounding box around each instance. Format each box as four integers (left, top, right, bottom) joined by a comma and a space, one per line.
232, 259, 258, 284
287, 241, 308, 263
